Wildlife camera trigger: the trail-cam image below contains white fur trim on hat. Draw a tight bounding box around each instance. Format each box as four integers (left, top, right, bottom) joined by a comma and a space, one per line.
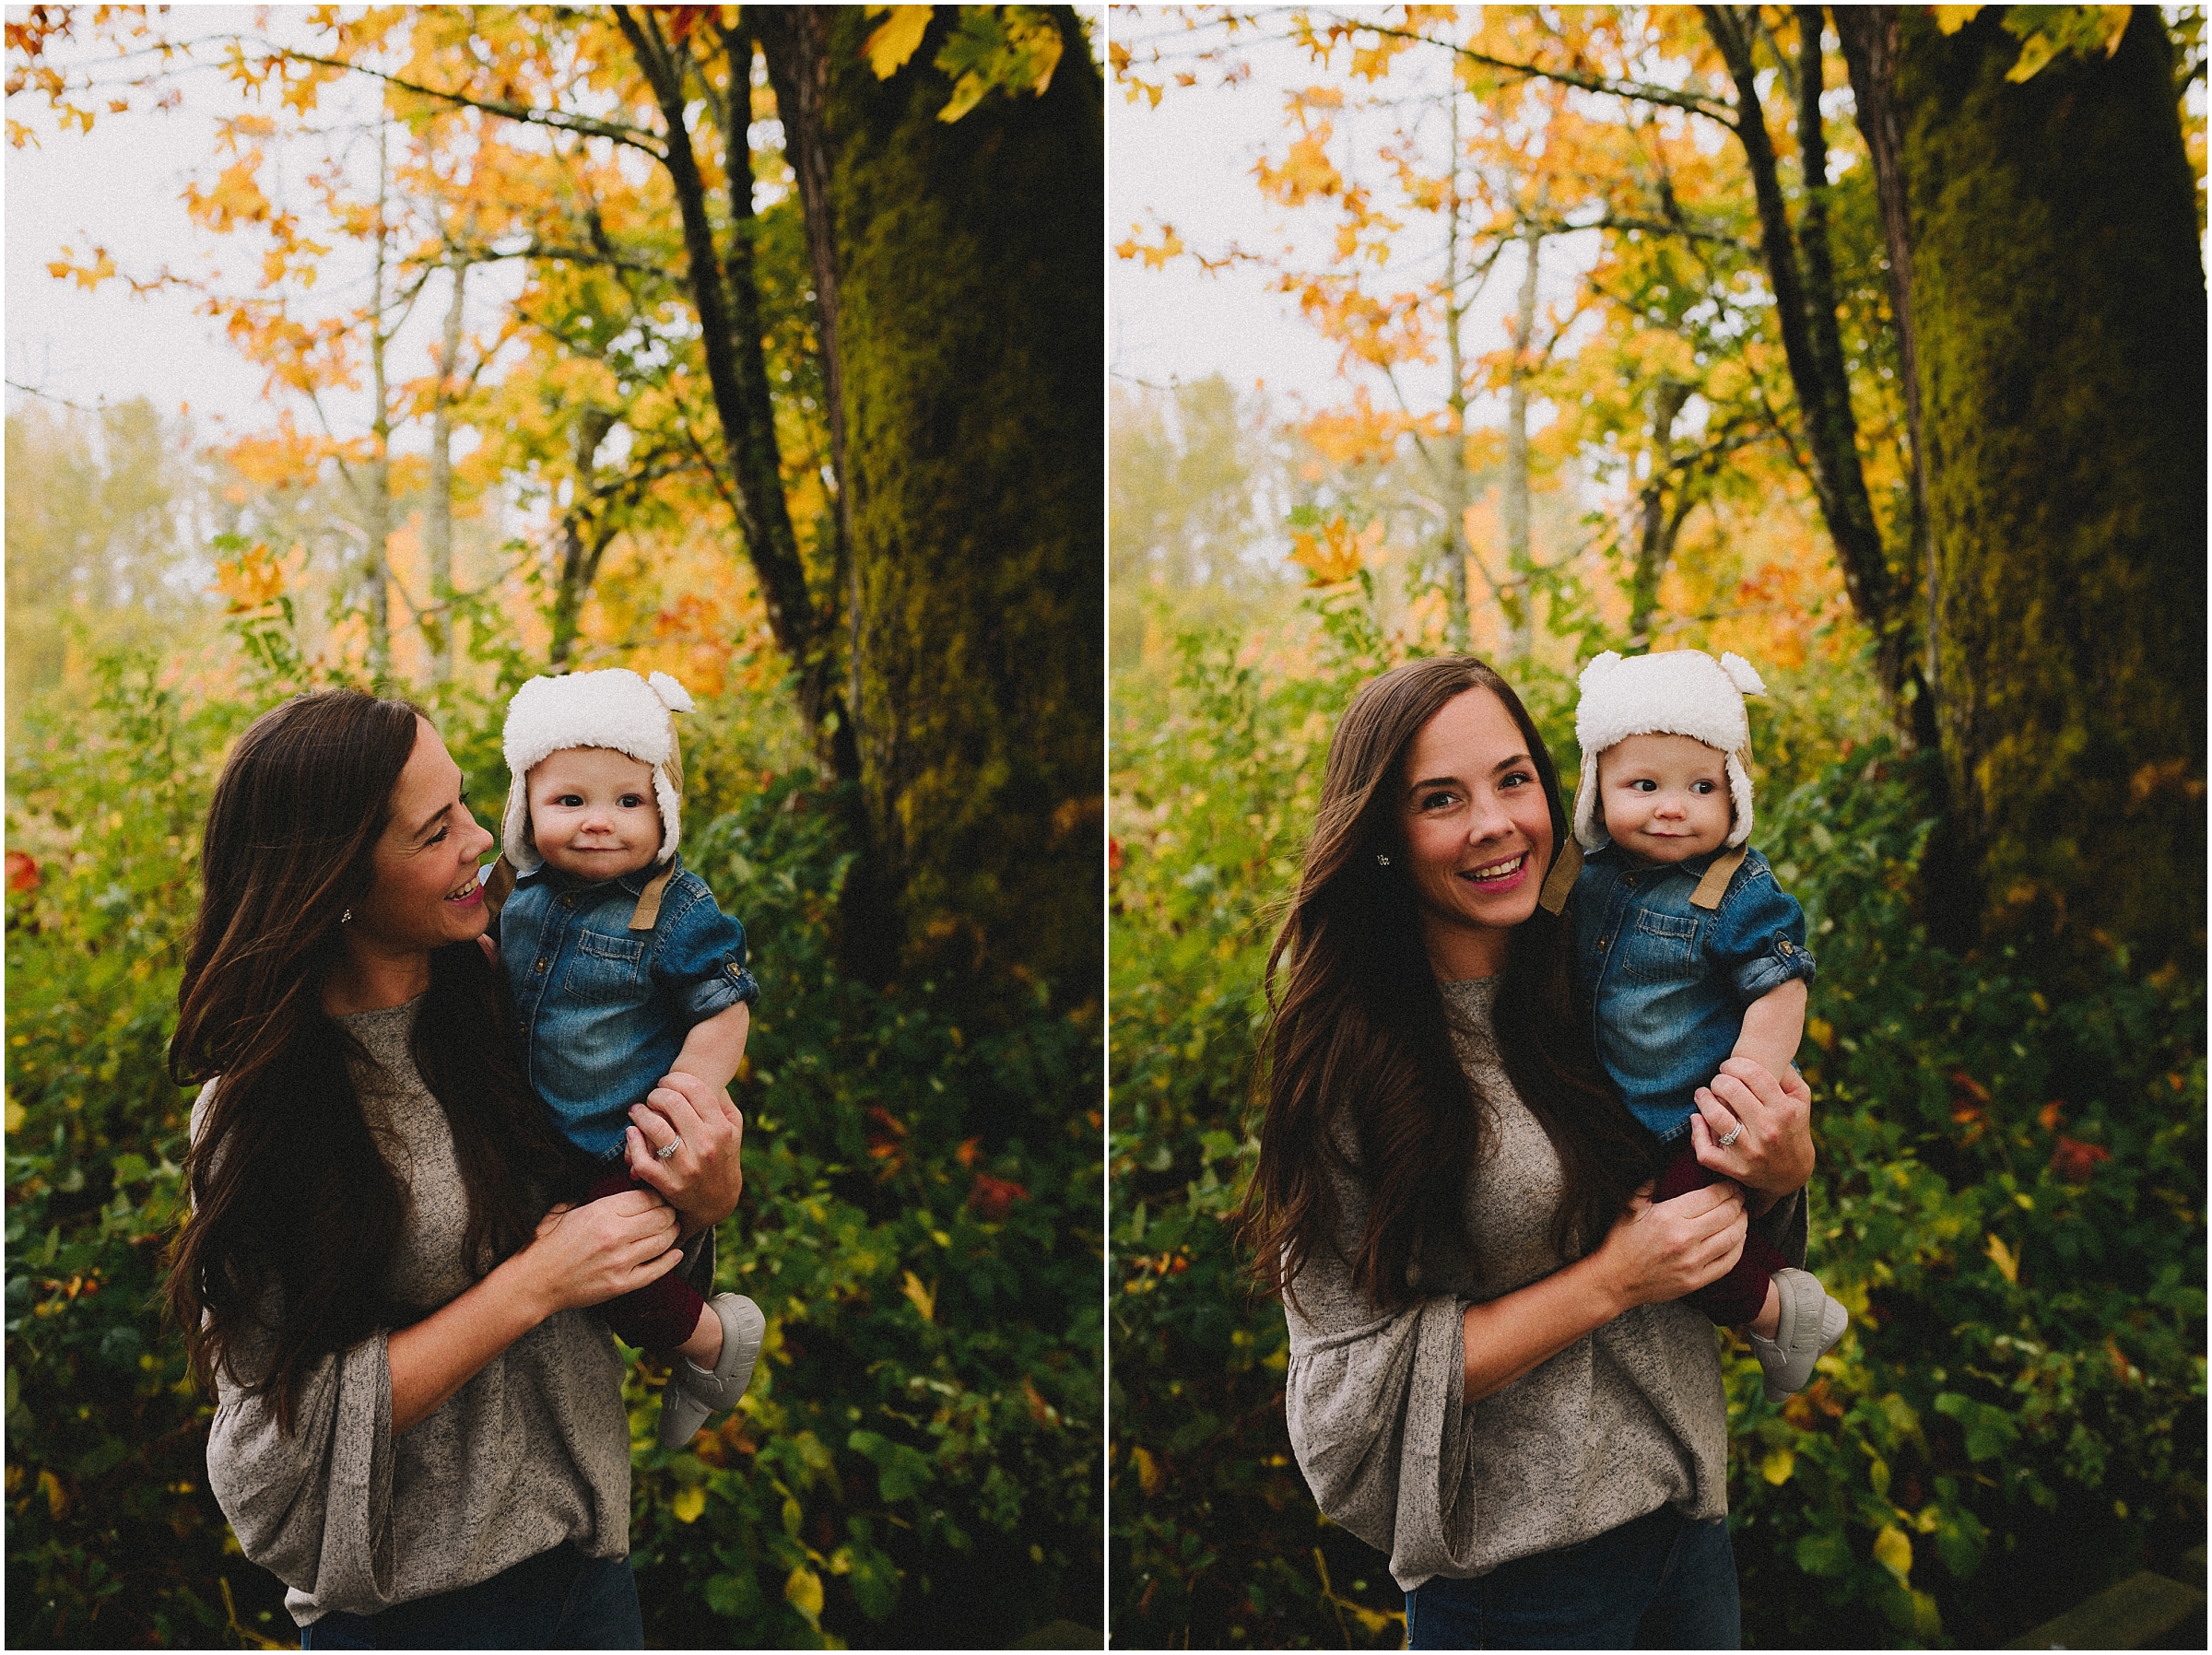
500, 669, 695, 874
1571, 649, 1767, 851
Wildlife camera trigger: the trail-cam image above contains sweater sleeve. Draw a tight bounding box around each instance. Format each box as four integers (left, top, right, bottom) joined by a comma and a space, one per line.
205, 1314, 400, 1614
1280, 1132, 1484, 1588
1285, 1290, 1481, 1586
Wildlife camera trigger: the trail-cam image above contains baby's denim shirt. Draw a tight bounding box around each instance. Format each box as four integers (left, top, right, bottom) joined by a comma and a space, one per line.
500, 853, 759, 1162
1571, 843, 1815, 1142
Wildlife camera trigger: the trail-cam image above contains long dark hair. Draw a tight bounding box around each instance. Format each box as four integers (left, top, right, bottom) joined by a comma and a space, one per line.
1239, 657, 1655, 1311
163, 690, 573, 1434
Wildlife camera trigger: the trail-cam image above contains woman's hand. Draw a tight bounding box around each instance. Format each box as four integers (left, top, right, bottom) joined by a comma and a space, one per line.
1458, 1178, 1749, 1403
623, 1070, 746, 1237
1688, 1056, 1814, 1209
389, 1191, 679, 1434
1594, 1179, 1748, 1313
516, 1191, 683, 1316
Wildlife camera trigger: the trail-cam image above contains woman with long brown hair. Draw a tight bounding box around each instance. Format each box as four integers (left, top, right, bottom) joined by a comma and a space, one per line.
165, 689, 747, 1646
1242, 657, 1815, 1649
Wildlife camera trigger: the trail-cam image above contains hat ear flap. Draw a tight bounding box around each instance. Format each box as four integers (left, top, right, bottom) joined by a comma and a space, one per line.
647, 671, 695, 713
1579, 650, 1623, 690
1718, 651, 1767, 697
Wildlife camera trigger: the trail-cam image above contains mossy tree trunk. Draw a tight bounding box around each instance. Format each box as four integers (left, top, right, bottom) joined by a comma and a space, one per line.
1877, 7, 2206, 970
791, 6, 1103, 1004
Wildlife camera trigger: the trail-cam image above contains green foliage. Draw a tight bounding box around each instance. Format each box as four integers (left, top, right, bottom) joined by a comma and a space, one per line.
1109, 611, 2205, 1648
5, 656, 1100, 1648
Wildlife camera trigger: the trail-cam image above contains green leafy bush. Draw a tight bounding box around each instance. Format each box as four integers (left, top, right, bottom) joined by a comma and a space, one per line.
5, 658, 1100, 1649
1108, 611, 2204, 1649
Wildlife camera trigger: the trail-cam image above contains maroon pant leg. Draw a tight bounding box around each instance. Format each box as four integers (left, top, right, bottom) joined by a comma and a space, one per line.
1651, 1138, 1783, 1327
581, 1165, 707, 1353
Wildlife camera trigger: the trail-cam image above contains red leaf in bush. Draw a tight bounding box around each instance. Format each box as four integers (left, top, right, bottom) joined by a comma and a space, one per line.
6, 850, 39, 892
968, 1171, 1028, 1222
2049, 1135, 2110, 1183
1109, 837, 1124, 874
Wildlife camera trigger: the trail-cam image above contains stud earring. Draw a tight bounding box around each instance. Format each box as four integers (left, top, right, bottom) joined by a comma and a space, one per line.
341, 909, 353, 924
1375, 853, 1391, 867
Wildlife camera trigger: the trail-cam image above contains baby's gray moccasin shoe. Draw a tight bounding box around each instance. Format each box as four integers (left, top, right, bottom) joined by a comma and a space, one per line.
1747, 1267, 1847, 1402
658, 1292, 766, 1449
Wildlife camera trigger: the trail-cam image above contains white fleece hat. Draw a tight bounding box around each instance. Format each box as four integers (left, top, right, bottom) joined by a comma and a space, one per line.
1572, 649, 1767, 852
500, 668, 695, 874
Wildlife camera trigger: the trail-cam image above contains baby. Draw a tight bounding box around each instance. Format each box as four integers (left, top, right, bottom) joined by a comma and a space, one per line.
1567, 648, 1847, 1400
490, 667, 765, 1447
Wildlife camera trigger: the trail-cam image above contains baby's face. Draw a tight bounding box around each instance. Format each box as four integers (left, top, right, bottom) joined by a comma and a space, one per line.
526, 746, 661, 881
1595, 733, 1732, 863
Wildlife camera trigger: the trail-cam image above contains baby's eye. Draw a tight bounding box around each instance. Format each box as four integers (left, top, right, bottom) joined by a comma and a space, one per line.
1691, 780, 1716, 794
1627, 779, 1656, 792
554, 792, 582, 807
620, 793, 647, 808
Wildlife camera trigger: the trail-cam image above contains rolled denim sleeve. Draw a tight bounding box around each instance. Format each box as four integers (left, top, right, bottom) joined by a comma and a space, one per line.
1711, 856, 1816, 1004
649, 876, 759, 1025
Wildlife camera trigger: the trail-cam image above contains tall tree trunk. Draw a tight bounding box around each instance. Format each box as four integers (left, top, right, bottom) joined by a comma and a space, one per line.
426, 251, 465, 685
1877, 7, 2206, 970
1501, 216, 1541, 662
1700, 5, 1900, 687
363, 130, 393, 682
1627, 378, 1694, 652
612, 8, 841, 752
798, 6, 1104, 1004
1438, 88, 1470, 652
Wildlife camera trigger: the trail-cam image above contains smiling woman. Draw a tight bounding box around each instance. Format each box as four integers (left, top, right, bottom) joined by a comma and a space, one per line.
1235, 654, 1818, 1649
162, 689, 747, 1645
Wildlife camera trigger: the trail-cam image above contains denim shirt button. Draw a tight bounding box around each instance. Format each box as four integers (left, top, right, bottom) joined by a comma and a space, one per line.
535, 957, 549, 974
1779, 938, 1794, 955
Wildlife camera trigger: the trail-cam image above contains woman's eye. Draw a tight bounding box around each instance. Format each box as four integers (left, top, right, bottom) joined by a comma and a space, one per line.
1419, 791, 1458, 811
1500, 771, 1530, 789
429, 826, 449, 844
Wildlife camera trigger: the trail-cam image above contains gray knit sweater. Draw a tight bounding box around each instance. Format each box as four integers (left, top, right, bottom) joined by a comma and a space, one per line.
199, 998, 632, 1626
1282, 976, 1806, 1591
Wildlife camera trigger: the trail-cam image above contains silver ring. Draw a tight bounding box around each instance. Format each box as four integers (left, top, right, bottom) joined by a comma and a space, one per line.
1718, 1124, 1743, 1147
655, 1137, 683, 1162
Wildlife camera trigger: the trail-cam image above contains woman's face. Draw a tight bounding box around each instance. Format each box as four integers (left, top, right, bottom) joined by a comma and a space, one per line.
346, 717, 497, 957
1394, 687, 1556, 980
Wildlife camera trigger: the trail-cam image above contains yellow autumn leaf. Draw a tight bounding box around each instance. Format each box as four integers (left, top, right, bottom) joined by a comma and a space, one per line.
1132, 1444, 1162, 1496
1931, 6, 1986, 34
5, 1092, 23, 1134
900, 1269, 935, 1322
39, 1469, 66, 1520
2006, 32, 2060, 82
1872, 1523, 1913, 1585
1760, 1447, 1795, 1485
670, 1485, 706, 1523
1984, 1232, 2020, 1285
1805, 1016, 1835, 1052
784, 1564, 825, 1620
1288, 517, 1378, 586
863, 6, 932, 79
1347, 1603, 1392, 1636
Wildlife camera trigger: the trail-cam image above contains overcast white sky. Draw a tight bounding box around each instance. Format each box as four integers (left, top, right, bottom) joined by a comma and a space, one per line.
1104, 7, 1594, 421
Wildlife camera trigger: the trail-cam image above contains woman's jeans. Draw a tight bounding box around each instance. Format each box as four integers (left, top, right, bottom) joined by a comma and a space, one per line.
1406, 1503, 1741, 1649
298, 1546, 641, 1649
